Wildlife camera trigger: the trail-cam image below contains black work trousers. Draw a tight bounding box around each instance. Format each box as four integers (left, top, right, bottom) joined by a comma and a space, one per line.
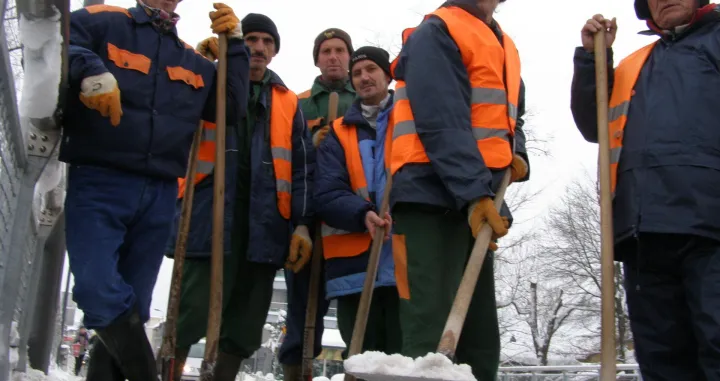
621, 233, 720, 381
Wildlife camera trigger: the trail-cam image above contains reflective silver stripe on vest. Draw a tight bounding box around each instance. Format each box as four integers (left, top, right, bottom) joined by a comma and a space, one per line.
322, 187, 370, 237
395, 86, 517, 119
271, 147, 292, 162
472, 127, 510, 141
271, 146, 292, 193
196, 160, 214, 175
394, 87, 407, 103
356, 187, 370, 200
609, 101, 630, 123
322, 224, 352, 237
393, 119, 509, 143
277, 179, 291, 193
202, 128, 216, 142
610, 147, 622, 165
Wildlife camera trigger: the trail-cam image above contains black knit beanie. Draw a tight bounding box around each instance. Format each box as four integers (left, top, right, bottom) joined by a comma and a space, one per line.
635, 0, 709, 20
313, 28, 354, 64
349, 46, 391, 79
241, 13, 280, 53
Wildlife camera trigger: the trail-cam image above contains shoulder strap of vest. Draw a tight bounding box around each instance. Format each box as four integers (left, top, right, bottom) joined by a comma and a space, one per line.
330, 116, 346, 132
610, 40, 657, 108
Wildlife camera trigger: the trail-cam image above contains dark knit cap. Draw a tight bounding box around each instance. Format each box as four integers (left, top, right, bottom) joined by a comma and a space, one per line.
349, 46, 391, 79
313, 28, 354, 64
634, 0, 709, 20
241, 13, 280, 53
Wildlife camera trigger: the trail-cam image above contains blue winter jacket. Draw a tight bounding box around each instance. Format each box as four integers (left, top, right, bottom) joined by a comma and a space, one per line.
62, 5, 249, 180
165, 70, 315, 267
570, 5, 720, 254
315, 95, 396, 299
390, 1, 530, 219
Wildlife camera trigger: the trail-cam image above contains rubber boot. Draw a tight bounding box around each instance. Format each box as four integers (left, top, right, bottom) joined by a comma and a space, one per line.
95, 307, 159, 381
172, 347, 190, 381
211, 352, 244, 381
85, 340, 124, 381
283, 364, 302, 381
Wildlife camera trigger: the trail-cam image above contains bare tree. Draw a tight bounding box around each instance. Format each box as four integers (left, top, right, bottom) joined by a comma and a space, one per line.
539, 173, 632, 362
509, 281, 576, 366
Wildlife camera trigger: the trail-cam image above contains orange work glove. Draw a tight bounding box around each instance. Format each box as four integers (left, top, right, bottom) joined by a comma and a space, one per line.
209, 3, 241, 37
79, 72, 122, 127
510, 154, 528, 183
286, 225, 313, 273
488, 216, 509, 252
313, 125, 330, 147
467, 197, 508, 240
196, 37, 219, 61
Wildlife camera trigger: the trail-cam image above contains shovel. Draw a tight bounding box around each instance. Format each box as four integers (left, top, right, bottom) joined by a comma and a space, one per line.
302, 91, 340, 380
159, 120, 203, 381
200, 32, 228, 381
347, 169, 511, 381
594, 29, 617, 381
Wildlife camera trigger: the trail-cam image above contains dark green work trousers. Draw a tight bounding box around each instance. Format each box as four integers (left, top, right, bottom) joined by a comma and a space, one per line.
175, 204, 276, 358
336, 286, 402, 359
392, 203, 500, 381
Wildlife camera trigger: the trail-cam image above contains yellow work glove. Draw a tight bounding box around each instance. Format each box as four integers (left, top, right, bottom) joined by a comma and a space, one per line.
286, 225, 313, 273
196, 37, 219, 61
313, 125, 330, 147
209, 3, 242, 37
79, 72, 122, 127
488, 216, 509, 252
467, 197, 508, 240
510, 154, 528, 183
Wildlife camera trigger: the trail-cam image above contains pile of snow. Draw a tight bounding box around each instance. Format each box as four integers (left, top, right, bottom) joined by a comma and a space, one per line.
18, 8, 63, 120
9, 322, 20, 371
313, 375, 345, 381
12, 368, 81, 381
344, 352, 476, 381
240, 371, 275, 381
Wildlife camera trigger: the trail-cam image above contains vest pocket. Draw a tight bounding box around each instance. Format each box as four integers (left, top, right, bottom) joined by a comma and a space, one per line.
167, 66, 205, 90
107, 43, 151, 74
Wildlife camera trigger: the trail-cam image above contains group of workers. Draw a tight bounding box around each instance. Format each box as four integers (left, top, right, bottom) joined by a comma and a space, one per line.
58, 0, 720, 380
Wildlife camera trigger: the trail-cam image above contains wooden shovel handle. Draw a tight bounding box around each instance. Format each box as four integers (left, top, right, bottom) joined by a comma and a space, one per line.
594, 29, 617, 381
200, 33, 228, 381
437, 169, 511, 358
302, 92, 340, 379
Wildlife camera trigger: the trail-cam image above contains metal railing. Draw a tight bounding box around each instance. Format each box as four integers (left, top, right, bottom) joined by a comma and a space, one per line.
0, 0, 68, 379
497, 364, 642, 381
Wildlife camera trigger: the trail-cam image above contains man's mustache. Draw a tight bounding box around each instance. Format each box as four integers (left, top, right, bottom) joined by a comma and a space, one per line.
251, 52, 266, 59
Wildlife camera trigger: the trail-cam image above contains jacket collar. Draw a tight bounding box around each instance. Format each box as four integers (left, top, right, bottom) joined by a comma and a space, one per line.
128, 6, 182, 47
342, 90, 395, 127
309, 76, 355, 99
639, 3, 719, 39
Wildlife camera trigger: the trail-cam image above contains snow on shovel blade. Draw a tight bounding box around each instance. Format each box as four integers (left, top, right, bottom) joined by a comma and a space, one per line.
344, 352, 477, 381
347, 373, 470, 381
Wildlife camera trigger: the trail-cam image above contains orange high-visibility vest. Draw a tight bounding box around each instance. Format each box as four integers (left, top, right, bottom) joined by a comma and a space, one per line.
321, 117, 373, 259
389, 6, 521, 175
178, 86, 298, 219
607, 41, 657, 195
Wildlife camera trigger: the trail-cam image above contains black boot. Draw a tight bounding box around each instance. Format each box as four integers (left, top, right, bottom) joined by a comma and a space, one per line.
211, 352, 243, 381
85, 340, 124, 381
95, 308, 159, 381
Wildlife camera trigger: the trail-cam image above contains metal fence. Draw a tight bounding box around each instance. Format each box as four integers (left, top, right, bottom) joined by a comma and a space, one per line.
497, 365, 642, 381
0, 0, 67, 379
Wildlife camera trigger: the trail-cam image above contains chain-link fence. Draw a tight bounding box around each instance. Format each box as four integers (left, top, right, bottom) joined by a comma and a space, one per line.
0, 0, 67, 379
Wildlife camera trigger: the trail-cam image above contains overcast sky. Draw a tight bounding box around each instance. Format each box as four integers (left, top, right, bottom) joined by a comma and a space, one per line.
60, 0, 658, 323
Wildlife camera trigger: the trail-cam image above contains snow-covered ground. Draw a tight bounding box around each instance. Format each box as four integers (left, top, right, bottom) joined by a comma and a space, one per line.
12, 368, 80, 381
